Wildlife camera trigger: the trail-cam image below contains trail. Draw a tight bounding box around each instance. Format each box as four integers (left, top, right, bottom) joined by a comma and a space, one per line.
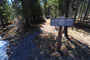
35, 19, 90, 60
9, 19, 90, 60
9, 27, 59, 60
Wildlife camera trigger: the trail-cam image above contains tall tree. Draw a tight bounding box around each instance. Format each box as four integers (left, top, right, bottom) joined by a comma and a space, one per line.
83, 0, 90, 22
0, 0, 14, 28
21, 0, 44, 26
58, 0, 66, 16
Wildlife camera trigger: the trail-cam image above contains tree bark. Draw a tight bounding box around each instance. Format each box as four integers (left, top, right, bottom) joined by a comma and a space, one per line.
74, 8, 78, 22
0, 18, 5, 28
21, 0, 30, 26
64, 0, 70, 39
83, 0, 90, 23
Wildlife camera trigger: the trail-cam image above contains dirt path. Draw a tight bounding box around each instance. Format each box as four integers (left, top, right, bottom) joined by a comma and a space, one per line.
69, 28, 90, 47
41, 19, 58, 36
41, 19, 90, 47
9, 19, 90, 60
9, 27, 59, 60
35, 19, 90, 60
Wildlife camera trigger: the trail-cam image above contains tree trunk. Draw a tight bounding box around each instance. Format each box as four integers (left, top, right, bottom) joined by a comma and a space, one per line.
74, 8, 78, 22
83, 0, 90, 23
0, 18, 5, 28
21, 0, 30, 26
64, 0, 70, 39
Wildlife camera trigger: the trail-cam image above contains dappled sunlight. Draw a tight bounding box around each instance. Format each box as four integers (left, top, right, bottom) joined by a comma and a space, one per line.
35, 33, 90, 60
0, 0, 90, 60
69, 28, 90, 47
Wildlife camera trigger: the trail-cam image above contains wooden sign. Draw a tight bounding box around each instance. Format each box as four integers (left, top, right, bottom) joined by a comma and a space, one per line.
51, 18, 74, 26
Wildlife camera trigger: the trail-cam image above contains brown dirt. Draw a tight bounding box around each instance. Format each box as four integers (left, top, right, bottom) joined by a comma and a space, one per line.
35, 19, 90, 60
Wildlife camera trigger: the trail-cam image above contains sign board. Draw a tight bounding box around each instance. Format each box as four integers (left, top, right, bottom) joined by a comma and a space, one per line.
51, 18, 74, 26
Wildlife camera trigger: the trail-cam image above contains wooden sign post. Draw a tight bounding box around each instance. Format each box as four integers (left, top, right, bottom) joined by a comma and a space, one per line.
57, 26, 62, 51
51, 17, 74, 51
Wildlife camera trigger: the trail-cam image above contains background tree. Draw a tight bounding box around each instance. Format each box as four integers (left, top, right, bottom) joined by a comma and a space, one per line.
20, 0, 44, 27
0, 0, 14, 28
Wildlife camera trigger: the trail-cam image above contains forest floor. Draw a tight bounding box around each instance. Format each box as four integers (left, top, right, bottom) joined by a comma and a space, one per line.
35, 19, 90, 60
7, 19, 90, 60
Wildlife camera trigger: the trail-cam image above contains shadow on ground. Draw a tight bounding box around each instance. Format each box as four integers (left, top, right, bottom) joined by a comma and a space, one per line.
35, 33, 90, 60
73, 23, 90, 35
7, 24, 90, 60
8, 29, 59, 60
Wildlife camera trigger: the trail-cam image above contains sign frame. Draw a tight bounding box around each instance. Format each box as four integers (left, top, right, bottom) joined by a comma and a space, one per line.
51, 18, 74, 26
